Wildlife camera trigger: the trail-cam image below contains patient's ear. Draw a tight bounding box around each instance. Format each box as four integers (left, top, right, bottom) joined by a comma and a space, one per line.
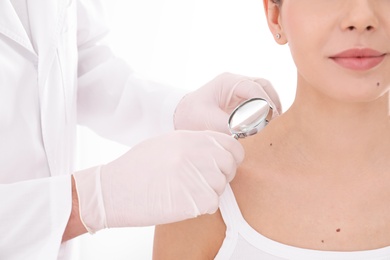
263, 0, 287, 45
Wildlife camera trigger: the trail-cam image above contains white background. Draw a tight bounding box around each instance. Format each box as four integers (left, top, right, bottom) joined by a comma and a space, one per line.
74, 0, 296, 259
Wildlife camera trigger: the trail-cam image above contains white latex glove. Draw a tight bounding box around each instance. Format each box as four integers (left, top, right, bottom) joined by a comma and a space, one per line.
73, 130, 244, 232
174, 72, 282, 134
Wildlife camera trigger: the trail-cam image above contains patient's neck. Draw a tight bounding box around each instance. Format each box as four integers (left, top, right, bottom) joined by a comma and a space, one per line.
276, 87, 390, 173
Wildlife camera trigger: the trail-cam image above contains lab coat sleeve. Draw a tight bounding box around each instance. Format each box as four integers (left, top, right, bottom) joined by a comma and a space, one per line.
76, 0, 187, 146
0, 175, 71, 260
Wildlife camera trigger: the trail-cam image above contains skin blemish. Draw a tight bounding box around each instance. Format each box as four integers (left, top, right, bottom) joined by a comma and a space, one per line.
321, 240, 324, 243
270, 143, 273, 146
336, 228, 341, 232
377, 82, 380, 87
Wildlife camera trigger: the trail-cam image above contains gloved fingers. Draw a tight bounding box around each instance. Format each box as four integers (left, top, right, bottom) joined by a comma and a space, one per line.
201, 132, 244, 186
252, 78, 283, 117
216, 72, 261, 111
231, 78, 270, 100
206, 131, 245, 166
184, 192, 220, 217
219, 72, 251, 87
231, 78, 281, 118
208, 109, 231, 135
199, 164, 229, 196
178, 171, 220, 217
182, 153, 227, 196
197, 192, 220, 215
211, 149, 239, 184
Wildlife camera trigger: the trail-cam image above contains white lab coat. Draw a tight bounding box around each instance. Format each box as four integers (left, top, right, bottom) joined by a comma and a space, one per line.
0, 0, 185, 259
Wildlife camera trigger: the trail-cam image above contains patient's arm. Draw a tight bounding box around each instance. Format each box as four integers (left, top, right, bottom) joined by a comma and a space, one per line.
153, 210, 226, 260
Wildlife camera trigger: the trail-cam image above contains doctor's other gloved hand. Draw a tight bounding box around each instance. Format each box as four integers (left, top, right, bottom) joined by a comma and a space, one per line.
174, 72, 282, 134
72, 130, 244, 233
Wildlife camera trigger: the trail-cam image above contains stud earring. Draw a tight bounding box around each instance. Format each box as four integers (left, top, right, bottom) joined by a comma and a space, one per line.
275, 33, 281, 39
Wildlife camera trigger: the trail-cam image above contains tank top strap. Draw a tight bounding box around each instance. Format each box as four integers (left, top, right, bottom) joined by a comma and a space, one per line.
219, 184, 247, 228
215, 184, 247, 259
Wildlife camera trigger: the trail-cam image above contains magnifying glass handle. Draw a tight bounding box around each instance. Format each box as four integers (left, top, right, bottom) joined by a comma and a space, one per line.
232, 133, 247, 139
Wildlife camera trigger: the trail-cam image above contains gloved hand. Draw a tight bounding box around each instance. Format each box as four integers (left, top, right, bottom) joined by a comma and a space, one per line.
73, 130, 244, 233
174, 72, 282, 134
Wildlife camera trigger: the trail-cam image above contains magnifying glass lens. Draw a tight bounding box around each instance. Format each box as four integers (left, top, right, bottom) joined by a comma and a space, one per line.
228, 98, 272, 139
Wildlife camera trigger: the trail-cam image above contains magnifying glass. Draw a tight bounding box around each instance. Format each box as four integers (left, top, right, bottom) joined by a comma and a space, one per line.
228, 98, 273, 139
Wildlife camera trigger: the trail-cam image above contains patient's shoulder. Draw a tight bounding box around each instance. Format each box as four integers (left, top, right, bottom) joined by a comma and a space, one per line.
153, 210, 226, 260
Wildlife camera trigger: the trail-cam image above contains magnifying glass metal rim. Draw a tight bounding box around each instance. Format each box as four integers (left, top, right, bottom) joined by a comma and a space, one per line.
228, 97, 273, 139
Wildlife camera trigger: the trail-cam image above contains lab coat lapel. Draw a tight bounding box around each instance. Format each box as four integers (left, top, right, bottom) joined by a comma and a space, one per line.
27, 0, 72, 176
0, 1, 35, 53
27, 0, 66, 87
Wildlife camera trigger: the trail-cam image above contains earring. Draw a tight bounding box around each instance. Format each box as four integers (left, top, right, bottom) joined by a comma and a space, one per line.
275, 33, 281, 39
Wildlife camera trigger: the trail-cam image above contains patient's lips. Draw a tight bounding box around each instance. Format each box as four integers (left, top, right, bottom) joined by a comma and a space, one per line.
330, 48, 386, 71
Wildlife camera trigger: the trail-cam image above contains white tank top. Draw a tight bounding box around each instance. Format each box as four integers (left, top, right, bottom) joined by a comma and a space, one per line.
215, 185, 390, 260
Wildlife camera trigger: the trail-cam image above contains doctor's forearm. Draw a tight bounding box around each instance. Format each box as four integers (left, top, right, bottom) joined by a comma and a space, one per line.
62, 176, 87, 242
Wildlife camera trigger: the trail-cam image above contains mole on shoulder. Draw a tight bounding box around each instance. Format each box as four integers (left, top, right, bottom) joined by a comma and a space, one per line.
336, 228, 341, 232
